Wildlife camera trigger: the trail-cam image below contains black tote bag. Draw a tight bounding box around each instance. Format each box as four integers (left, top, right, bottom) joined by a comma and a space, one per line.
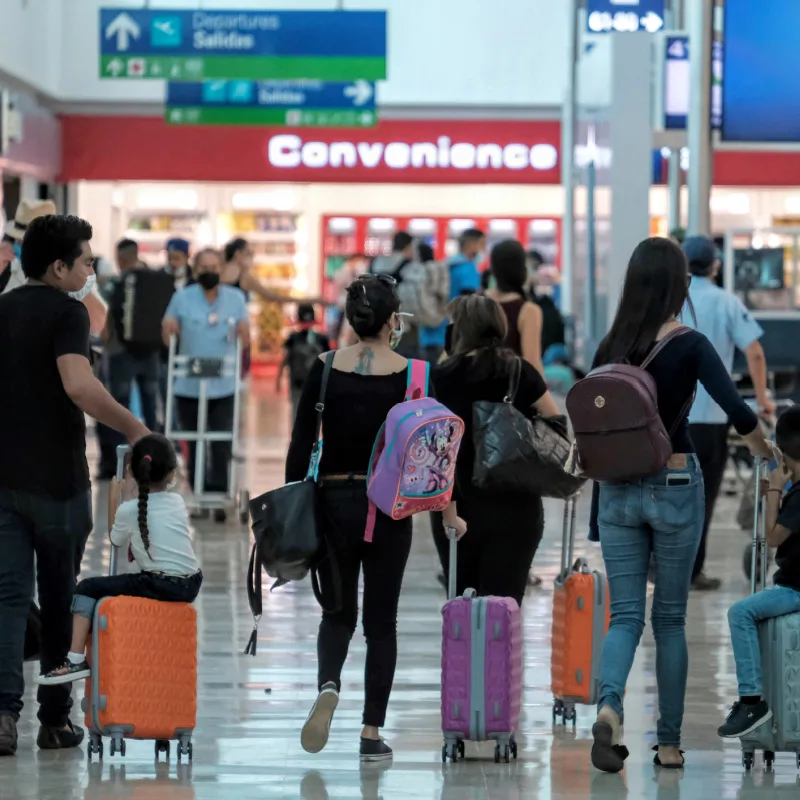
244, 353, 334, 655
472, 358, 585, 499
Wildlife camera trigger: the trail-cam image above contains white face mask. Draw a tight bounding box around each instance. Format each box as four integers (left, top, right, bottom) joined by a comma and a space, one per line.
68, 273, 96, 302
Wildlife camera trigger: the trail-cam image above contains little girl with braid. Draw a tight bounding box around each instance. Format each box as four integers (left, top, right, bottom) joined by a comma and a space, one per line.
38, 435, 202, 686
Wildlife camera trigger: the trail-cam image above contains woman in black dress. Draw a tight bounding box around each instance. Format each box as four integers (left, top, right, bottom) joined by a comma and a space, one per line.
432, 295, 560, 606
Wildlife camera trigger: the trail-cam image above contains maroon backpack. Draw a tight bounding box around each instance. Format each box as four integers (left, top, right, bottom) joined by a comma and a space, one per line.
565, 327, 692, 481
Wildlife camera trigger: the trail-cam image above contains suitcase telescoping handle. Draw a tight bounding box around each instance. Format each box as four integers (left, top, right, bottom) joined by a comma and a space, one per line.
107, 444, 130, 578
750, 456, 769, 596
560, 494, 579, 575
447, 526, 458, 601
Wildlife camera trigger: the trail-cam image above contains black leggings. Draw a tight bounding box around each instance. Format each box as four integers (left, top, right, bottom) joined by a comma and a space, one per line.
314, 484, 412, 728
432, 491, 544, 608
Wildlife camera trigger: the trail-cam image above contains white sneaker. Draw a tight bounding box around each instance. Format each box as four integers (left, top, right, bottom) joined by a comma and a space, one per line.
301, 683, 339, 754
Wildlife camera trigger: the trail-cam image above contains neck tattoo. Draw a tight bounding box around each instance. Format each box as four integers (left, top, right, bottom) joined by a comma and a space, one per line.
355, 347, 375, 375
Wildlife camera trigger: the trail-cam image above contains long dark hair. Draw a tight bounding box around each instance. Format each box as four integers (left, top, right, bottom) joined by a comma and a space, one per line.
442, 294, 514, 381
595, 237, 691, 366
490, 239, 528, 296
131, 434, 178, 556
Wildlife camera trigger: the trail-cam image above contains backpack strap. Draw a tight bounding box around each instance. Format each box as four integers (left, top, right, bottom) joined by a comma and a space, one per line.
405, 359, 430, 400
504, 358, 522, 404
640, 326, 691, 370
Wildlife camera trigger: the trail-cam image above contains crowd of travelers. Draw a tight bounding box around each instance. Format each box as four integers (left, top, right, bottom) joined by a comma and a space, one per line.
0, 203, 795, 778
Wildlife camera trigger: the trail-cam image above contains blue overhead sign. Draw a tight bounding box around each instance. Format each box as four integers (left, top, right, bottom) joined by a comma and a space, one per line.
586, 0, 665, 34
166, 79, 376, 111
99, 8, 387, 81
662, 35, 723, 131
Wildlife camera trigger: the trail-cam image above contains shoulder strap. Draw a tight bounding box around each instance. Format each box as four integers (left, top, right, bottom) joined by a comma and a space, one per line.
504, 357, 522, 403
244, 542, 261, 656
405, 359, 430, 400
314, 352, 335, 440
640, 326, 691, 370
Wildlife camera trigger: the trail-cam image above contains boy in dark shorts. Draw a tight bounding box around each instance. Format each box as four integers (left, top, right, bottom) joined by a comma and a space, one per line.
719, 406, 800, 738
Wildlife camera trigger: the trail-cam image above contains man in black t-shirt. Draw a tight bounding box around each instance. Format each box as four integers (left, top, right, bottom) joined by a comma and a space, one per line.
719, 407, 800, 739
0, 215, 148, 757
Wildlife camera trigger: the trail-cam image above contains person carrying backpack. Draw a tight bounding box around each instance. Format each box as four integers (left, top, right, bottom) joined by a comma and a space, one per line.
568, 237, 771, 773
277, 303, 330, 418
285, 274, 465, 763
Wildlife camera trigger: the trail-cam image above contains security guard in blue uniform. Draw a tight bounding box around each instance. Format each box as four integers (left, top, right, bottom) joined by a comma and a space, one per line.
682, 235, 775, 590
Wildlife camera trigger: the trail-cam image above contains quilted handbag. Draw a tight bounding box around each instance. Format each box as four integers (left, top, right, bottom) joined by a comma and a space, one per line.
472, 358, 585, 498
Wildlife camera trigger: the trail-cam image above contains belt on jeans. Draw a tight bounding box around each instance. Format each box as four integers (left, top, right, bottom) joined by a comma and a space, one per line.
318, 473, 367, 487
145, 571, 197, 582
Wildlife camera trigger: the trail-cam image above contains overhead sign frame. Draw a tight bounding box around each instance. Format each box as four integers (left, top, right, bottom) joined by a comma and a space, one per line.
99, 8, 387, 81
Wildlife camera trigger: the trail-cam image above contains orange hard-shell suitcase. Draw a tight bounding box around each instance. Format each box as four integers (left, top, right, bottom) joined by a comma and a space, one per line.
550, 494, 610, 725
83, 445, 198, 761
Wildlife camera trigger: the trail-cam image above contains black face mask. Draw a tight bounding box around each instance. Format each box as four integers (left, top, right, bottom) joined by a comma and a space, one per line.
444, 323, 454, 355
197, 272, 220, 290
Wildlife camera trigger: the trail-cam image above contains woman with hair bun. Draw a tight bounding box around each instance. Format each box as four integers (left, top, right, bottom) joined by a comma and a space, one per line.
286, 274, 466, 763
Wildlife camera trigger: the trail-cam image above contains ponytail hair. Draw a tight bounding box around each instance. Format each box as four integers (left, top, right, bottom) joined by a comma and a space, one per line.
130, 434, 178, 558
137, 456, 153, 555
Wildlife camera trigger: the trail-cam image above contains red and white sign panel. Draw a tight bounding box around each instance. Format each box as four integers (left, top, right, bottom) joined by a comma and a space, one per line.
60, 117, 561, 184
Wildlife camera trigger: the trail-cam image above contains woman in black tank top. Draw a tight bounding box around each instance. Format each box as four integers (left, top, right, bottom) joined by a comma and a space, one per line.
484, 240, 544, 376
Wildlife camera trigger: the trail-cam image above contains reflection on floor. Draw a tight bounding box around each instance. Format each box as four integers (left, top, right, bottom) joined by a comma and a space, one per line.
4, 390, 799, 799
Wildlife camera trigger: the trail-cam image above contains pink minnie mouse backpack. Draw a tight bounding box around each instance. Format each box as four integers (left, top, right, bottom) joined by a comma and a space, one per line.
365, 360, 464, 541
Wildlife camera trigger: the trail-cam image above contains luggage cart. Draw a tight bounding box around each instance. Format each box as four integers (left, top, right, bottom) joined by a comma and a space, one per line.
164, 336, 249, 523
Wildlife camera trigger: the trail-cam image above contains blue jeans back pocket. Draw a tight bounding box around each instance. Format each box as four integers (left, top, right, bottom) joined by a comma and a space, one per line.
598, 483, 632, 528
650, 481, 703, 533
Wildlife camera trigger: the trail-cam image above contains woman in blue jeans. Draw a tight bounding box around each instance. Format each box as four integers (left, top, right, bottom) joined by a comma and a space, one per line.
588, 238, 771, 772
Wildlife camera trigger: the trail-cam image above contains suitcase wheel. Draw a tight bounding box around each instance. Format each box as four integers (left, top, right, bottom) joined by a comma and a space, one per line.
177, 740, 193, 762
442, 742, 461, 763
742, 751, 754, 771
765, 750, 775, 771
109, 737, 125, 757
155, 739, 171, 760
87, 735, 103, 761
493, 744, 511, 764
510, 740, 518, 760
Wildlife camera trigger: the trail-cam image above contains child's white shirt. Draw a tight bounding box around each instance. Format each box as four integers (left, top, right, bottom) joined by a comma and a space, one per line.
110, 493, 200, 577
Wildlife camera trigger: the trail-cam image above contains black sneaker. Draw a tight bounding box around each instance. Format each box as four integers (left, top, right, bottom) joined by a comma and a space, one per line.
692, 573, 722, 591
718, 700, 772, 738
359, 737, 393, 762
37, 720, 85, 750
36, 659, 91, 686
0, 716, 17, 756
213, 508, 227, 523
301, 683, 339, 754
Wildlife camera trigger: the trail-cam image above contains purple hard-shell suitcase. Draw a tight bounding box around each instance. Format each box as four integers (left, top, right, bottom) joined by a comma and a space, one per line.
441, 530, 522, 763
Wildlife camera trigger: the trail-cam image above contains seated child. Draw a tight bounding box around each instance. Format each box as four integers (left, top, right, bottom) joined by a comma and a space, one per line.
718, 406, 800, 738
37, 434, 202, 686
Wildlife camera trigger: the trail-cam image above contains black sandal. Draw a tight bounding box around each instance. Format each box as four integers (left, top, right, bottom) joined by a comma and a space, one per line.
591, 722, 629, 773
652, 745, 685, 768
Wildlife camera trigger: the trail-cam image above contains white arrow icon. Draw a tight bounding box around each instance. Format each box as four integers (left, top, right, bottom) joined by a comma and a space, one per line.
105, 12, 141, 52
107, 58, 124, 77
344, 80, 373, 107
640, 11, 664, 33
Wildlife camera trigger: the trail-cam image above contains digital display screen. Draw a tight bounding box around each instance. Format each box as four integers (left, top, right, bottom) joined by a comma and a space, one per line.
663, 35, 722, 131
734, 248, 785, 292
722, 0, 800, 142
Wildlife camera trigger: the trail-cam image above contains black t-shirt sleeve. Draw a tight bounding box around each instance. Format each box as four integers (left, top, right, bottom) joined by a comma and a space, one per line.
53, 300, 90, 360
778, 488, 800, 534
693, 334, 758, 435
513, 359, 548, 415
285, 357, 325, 483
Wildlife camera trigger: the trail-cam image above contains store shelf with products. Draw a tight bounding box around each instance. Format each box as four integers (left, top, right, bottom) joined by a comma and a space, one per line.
125, 211, 210, 268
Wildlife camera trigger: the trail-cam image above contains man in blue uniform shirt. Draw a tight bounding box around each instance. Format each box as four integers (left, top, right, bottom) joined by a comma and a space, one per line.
682, 235, 774, 590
